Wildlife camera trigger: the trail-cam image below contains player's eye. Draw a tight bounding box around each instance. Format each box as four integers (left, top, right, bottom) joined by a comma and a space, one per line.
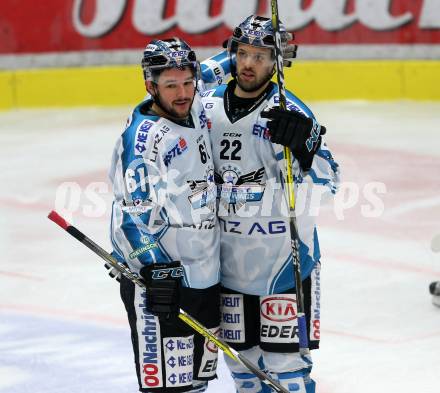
255, 53, 269, 62
237, 50, 247, 59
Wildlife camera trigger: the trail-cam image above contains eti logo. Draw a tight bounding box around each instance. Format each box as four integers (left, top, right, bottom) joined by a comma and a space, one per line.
163, 137, 188, 167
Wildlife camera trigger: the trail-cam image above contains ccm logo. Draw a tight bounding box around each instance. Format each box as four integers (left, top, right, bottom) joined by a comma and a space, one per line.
260, 297, 297, 322
151, 267, 184, 280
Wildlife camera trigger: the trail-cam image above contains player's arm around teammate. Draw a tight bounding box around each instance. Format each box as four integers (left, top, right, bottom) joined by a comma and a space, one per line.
109, 38, 221, 393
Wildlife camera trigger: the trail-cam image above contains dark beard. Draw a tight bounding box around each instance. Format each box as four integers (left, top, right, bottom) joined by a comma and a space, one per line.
152, 87, 195, 120
236, 72, 273, 93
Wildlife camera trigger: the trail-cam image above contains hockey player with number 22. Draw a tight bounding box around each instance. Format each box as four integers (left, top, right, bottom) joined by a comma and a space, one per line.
199, 16, 341, 393
109, 39, 221, 393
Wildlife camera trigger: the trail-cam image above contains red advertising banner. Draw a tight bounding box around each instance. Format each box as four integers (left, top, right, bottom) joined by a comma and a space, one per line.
1, 0, 440, 54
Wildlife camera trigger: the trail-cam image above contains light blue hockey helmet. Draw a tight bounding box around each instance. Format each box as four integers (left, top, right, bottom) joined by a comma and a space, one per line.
225, 15, 293, 77
227, 15, 291, 53
141, 38, 199, 82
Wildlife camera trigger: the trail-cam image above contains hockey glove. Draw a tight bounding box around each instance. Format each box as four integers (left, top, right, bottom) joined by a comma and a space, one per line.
282, 33, 297, 67
140, 261, 184, 321
261, 107, 326, 171
282, 43, 298, 67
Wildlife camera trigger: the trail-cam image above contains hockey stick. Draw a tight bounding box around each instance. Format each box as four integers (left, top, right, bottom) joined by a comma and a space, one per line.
270, 0, 311, 358
47, 210, 290, 393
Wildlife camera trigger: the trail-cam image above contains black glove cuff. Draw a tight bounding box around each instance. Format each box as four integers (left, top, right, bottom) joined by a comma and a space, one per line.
297, 136, 322, 172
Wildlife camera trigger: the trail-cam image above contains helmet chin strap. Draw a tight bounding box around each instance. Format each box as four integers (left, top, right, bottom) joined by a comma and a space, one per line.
269, 63, 276, 78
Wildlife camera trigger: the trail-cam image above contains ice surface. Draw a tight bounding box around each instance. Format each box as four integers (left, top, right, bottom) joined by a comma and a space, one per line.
1, 102, 439, 393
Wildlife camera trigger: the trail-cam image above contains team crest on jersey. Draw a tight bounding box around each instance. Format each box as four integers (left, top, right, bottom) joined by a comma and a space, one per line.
121, 198, 151, 215
163, 137, 188, 167
216, 165, 266, 212
187, 167, 216, 212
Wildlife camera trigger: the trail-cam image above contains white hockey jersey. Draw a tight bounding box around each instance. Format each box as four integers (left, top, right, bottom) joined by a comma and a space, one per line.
201, 82, 340, 296
109, 95, 220, 289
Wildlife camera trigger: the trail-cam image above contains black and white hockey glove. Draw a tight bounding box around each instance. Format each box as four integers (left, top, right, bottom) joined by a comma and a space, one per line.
261, 107, 326, 171
140, 261, 184, 321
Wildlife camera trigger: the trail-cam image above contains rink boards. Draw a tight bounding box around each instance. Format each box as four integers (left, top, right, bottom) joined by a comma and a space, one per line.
1, 60, 440, 110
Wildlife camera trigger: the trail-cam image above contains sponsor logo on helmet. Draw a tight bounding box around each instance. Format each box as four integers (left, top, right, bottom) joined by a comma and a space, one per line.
245, 29, 265, 37
170, 50, 189, 58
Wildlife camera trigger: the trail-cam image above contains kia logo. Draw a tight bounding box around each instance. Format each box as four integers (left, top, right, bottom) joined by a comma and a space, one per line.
260, 296, 297, 322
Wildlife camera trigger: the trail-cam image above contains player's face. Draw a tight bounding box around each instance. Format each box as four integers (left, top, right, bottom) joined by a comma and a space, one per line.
153, 67, 196, 119
235, 44, 274, 93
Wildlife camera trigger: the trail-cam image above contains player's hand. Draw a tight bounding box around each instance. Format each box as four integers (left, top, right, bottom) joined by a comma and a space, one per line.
261, 107, 326, 171
140, 261, 183, 321
282, 33, 297, 67
282, 44, 297, 67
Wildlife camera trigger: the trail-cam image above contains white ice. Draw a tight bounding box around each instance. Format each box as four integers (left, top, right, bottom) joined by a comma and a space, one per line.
1, 101, 439, 393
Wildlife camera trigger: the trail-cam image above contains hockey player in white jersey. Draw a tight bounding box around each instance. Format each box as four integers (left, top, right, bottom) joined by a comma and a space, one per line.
109, 38, 220, 393
199, 16, 340, 393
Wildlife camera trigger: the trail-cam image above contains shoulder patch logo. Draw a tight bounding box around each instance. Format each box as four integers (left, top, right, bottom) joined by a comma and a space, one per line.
135, 120, 153, 155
